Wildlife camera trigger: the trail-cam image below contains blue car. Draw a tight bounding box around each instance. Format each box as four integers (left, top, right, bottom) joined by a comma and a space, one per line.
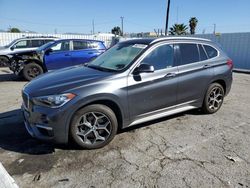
9, 39, 106, 80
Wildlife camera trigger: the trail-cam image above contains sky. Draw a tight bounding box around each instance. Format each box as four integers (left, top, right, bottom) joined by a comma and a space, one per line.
0, 0, 250, 34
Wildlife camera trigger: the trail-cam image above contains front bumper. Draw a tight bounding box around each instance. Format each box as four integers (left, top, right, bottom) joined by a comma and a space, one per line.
22, 102, 72, 144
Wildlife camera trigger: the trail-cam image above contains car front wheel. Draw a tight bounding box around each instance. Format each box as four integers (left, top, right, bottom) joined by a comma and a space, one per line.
70, 104, 118, 149
22, 63, 43, 81
202, 83, 225, 114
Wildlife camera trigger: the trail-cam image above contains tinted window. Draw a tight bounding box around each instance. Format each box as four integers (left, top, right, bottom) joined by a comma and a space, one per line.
178, 43, 199, 65
15, 40, 30, 49
73, 41, 88, 50
204, 45, 218, 58
31, 40, 44, 47
51, 41, 70, 52
142, 44, 174, 70
198, 44, 208, 61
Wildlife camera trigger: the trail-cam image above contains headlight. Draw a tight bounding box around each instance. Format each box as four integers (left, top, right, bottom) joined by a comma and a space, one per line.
33, 93, 76, 108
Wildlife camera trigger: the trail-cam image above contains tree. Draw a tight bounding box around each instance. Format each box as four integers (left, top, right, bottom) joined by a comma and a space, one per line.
189, 17, 198, 35
111, 26, 122, 36
169, 24, 188, 35
8, 27, 21, 33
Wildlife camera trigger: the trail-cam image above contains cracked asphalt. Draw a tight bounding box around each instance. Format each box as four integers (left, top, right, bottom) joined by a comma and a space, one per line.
0, 67, 250, 188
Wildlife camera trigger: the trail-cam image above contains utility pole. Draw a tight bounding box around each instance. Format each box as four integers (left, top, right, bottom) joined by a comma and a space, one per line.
92, 19, 95, 34
120, 16, 124, 36
165, 0, 171, 36
213, 24, 216, 34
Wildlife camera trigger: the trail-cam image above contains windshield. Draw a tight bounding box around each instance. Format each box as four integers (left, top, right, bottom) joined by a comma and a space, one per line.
37, 41, 54, 51
4, 39, 19, 48
88, 43, 147, 71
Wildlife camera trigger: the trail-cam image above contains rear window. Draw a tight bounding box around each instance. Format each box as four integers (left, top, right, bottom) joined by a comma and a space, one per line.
178, 43, 199, 65
203, 45, 218, 58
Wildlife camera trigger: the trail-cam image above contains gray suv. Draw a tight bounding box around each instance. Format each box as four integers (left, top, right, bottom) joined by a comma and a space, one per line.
22, 37, 233, 149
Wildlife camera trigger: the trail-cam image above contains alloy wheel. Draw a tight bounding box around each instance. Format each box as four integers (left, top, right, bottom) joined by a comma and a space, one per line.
75, 112, 111, 145
208, 86, 223, 111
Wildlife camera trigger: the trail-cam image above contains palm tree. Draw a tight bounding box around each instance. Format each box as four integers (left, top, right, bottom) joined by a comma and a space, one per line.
189, 17, 198, 35
111, 26, 122, 36
169, 24, 188, 35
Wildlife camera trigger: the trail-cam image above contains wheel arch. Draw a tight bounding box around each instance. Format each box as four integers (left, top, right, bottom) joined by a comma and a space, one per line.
66, 98, 124, 142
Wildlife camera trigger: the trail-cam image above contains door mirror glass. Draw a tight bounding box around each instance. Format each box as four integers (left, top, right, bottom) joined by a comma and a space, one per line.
10, 46, 15, 50
134, 63, 154, 74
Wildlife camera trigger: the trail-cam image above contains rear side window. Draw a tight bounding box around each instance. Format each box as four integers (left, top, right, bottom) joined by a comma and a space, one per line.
198, 44, 208, 61
73, 41, 88, 50
31, 40, 44, 47
178, 43, 199, 65
203, 45, 218, 58
142, 44, 174, 70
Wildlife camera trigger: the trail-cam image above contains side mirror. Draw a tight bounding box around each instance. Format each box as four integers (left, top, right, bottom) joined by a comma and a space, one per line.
10, 46, 15, 51
134, 63, 154, 74
45, 48, 53, 55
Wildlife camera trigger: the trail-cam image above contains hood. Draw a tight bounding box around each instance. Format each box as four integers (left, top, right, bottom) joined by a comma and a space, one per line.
0, 46, 6, 50
24, 65, 114, 97
7, 50, 37, 56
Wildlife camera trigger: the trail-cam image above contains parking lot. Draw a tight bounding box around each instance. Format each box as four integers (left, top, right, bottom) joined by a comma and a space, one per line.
0, 67, 249, 188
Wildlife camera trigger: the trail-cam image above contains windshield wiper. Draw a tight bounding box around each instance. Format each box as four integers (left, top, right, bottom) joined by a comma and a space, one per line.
86, 64, 117, 72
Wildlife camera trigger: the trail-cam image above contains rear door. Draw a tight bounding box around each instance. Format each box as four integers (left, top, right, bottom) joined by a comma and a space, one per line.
127, 43, 178, 122
176, 43, 214, 105
71, 40, 101, 66
44, 40, 72, 70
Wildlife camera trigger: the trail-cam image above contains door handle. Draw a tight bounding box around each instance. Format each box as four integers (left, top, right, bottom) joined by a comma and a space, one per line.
64, 53, 71, 56
203, 64, 211, 69
165, 72, 176, 78
88, 52, 94, 54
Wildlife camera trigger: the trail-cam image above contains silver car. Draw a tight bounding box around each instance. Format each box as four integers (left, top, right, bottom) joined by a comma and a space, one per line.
0, 36, 57, 66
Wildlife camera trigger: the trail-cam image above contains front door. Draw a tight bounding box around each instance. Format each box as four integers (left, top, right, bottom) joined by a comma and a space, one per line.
127, 43, 178, 123
44, 40, 72, 70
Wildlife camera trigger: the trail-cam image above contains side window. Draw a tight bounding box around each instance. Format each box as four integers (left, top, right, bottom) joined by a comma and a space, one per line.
15, 40, 30, 49
198, 44, 208, 61
51, 41, 70, 52
178, 43, 199, 65
73, 41, 88, 50
31, 40, 44, 47
204, 45, 218, 58
142, 44, 174, 71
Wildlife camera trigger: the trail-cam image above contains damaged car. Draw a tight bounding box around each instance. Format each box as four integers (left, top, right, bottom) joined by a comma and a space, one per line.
9, 39, 106, 80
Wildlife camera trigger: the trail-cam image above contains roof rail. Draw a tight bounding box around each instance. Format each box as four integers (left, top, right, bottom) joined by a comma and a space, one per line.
150, 36, 211, 44
24, 36, 58, 38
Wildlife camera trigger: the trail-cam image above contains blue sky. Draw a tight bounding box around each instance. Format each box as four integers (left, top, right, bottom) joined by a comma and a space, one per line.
0, 0, 250, 34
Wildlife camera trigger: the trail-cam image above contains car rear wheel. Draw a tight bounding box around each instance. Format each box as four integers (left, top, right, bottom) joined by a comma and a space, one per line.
23, 63, 43, 81
70, 104, 118, 149
202, 83, 225, 114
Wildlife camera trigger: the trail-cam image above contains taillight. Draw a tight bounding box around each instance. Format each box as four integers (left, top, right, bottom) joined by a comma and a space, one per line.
227, 59, 233, 69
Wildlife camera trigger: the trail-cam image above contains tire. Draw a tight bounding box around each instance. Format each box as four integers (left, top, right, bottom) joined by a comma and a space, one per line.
22, 63, 43, 81
202, 83, 225, 114
0, 56, 9, 67
70, 104, 118, 149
